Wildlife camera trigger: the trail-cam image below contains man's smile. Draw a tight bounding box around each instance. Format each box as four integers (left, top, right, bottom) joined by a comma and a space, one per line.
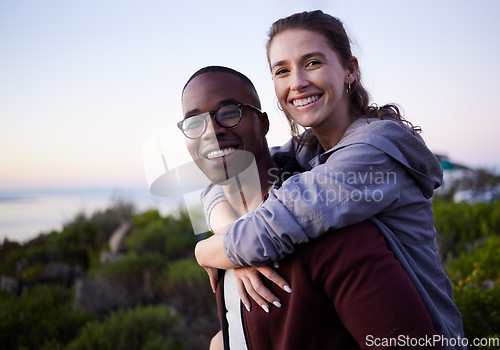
206, 147, 236, 160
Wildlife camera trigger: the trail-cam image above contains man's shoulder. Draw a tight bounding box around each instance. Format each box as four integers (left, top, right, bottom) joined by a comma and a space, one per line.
270, 134, 323, 171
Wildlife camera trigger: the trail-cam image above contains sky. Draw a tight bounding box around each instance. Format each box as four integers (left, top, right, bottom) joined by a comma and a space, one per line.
1, 0, 500, 192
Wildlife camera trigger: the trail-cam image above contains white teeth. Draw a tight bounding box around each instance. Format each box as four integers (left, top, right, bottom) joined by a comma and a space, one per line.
206, 147, 235, 159
293, 95, 319, 107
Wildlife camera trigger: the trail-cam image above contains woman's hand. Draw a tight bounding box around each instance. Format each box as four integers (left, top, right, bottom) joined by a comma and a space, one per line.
204, 266, 219, 293
234, 265, 292, 313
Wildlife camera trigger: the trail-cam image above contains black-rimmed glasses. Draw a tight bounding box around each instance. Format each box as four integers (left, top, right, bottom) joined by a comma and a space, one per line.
177, 103, 262, 139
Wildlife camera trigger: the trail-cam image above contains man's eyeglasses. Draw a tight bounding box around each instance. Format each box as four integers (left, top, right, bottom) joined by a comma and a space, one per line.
177, 103, 262, 139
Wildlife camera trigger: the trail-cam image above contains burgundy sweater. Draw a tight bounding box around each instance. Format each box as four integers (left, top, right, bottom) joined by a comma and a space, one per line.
216, 221, 443, 350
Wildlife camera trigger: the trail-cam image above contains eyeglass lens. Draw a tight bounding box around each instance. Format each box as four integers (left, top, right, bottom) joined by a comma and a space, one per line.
215, 105, 241, 127
182, 104, 242, 138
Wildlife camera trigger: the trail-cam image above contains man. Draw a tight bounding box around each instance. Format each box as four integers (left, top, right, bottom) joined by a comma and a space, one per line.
179, 66, 442, 350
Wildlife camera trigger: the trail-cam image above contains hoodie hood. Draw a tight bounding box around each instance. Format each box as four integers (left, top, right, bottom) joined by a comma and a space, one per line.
314, 118, 443, 199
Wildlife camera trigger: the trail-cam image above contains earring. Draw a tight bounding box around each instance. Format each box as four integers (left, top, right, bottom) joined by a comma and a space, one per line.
277, 101, 283, 111
346, 82, 351, 94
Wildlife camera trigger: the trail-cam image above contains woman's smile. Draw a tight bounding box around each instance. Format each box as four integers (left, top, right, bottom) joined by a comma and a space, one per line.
292, 94, 321, 107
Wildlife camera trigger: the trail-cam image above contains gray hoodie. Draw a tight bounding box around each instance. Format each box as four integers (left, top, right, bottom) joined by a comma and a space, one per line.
217, 118, 464, 348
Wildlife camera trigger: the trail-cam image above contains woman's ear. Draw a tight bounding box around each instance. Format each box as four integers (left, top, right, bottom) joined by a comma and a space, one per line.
346, 57, 359, 84
259, 112, 270, 136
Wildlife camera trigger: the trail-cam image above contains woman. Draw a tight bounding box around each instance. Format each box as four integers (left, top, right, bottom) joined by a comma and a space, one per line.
196, 10, 464, 346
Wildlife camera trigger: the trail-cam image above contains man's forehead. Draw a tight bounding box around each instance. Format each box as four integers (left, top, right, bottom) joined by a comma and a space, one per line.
184, 71, 244, 94
182, 72, 255, 113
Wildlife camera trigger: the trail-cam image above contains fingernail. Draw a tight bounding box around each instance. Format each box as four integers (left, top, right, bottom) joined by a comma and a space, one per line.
245, 304, 251, 312
261, 304, 269, 313
273, 261, 280, 268
284, 285, 292, 293
273, 301, 282, 308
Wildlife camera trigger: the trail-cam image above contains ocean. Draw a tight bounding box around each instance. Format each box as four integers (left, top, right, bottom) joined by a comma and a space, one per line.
0, 187, 182, 243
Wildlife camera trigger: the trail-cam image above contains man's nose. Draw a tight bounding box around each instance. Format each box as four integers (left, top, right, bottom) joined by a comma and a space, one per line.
202, 118, 227, 141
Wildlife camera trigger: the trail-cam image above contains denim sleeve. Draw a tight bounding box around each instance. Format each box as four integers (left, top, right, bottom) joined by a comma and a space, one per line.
223, 143, 403, 266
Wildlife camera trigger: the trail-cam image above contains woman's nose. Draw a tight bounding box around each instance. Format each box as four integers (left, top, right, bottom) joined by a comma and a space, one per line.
290, 70, 309, 91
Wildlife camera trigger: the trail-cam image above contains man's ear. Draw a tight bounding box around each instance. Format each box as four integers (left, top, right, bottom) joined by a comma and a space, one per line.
259, 112, 270, 136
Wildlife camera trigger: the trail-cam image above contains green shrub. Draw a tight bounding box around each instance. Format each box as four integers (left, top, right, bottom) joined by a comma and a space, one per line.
160, 258, 217, 320
88, 201, 135, 248
133, 209, 163, 228
127, 211, 196, 260
2, 215, 99, 272
1, 202, 135, 278
433, 199, 500, 259
0, 206, 215, 349
3, 244, 48, 280
18, 261, 45, 282
0, 289, 12, 301
452, 283, 499, 348
126, 221, 169, 255
41, 202, 134, 268
65, 304, 182, 350
447, 235, 500, 283
446, 235, 500, 342
96, 252, 167, 284
0, 284, 96, 350
0, 239, 22, 275
159, 258, 219, 349
162, 258, 208, 290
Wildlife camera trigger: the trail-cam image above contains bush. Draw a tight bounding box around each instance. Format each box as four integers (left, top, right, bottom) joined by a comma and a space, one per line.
18, 261, 45, 282
0, 239, 22, 275
160, 258, 217, 318
126, 221, 169, 255
0, 202, 136, 281
88, 201, 135, 248
65, 304, 182, 350
43, 202, 134, 268
132, 209, 163, 228
2, 215, 99, 273
433, 199, 500, 259
0, 284, 96, 350
160, 258, 219, 349
446, 235, 500, 343
3, 244, 48, 281
0, 206, 215, 349
162, 258, 209, 291
127, 211, 196, 260
447, 235, 500, 283
96, 252, 167, 286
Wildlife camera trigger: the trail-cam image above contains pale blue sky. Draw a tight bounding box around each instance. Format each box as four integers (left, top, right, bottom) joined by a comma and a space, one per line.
1, 0, 499, 191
